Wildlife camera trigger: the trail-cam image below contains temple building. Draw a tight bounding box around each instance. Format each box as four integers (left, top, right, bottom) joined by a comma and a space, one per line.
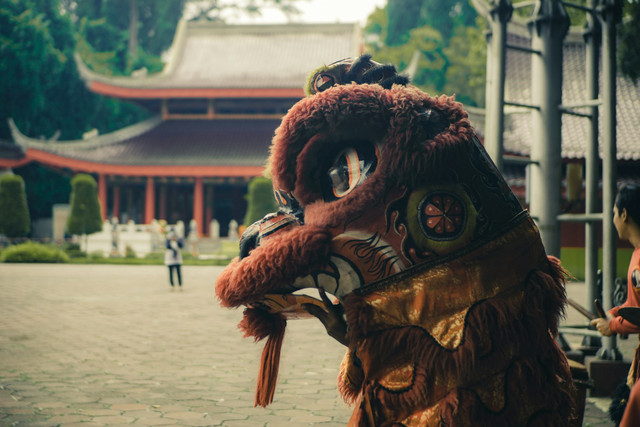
2, 21, 361, 237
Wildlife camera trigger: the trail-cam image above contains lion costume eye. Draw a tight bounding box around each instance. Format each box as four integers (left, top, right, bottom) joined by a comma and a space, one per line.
323, 141, 379, 201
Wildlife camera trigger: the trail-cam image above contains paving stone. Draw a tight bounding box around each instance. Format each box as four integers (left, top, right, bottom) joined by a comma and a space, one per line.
79, 409, 122, 416
45, 414, 91, 424
0, 265, 624, 426
92, 415, 136, 424
111, 403, 149, 411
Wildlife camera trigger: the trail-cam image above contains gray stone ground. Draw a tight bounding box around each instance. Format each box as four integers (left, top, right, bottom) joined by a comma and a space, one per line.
0, 264, 631, 426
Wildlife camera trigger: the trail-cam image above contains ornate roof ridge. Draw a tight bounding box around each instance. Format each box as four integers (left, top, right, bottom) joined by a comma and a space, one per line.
77, 20, 360, 90
9, 115, 163, 151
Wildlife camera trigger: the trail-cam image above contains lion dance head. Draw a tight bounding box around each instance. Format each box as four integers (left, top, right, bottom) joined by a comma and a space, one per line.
216, 55, 576, 426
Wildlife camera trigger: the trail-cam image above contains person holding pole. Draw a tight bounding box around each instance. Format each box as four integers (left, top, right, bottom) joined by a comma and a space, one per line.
591, 184, 640, 426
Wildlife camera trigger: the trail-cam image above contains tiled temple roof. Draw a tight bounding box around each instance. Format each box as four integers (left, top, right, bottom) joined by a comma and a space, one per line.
77, 21, 362, 91
9, 117, 278, 167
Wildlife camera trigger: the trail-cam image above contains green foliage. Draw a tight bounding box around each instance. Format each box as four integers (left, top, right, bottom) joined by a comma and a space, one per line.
61, 241, 86, 258
0, 174, 30, 238
1, 241, 69, 263
386, 0, 477, 46
124, 244, 137, 259
14, 164, 70, 221
89, 250, 105, 260
66, 174, 103, 236
619, 0, 640, 83
243, 177, 278, 225
443, 18, 487, 106
364, 0, 486, 106
0, 0, 149, 141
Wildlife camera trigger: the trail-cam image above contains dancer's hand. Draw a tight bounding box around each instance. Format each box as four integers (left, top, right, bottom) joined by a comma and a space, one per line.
303, 289, 349, 346
590, 314, 614, 336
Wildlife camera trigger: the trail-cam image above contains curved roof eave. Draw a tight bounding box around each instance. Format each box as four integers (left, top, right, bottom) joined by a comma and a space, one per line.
88, 82, 305, 99
23, 148, 264, 177
9, 116, 163, 150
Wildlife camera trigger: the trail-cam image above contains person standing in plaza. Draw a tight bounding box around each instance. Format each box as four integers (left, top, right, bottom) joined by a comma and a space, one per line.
591, 184, 640, 426
165, 229, 184, 291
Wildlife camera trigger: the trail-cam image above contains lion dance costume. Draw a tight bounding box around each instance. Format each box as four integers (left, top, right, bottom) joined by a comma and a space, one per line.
215, 55, 577, 426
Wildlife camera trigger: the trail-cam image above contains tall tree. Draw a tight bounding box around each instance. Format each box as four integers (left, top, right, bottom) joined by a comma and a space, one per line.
366, 0, 485, 106
385, 0, 477, 46
73, 0, 301, 75
619, 0, 640, 83
0, 0, 149, 140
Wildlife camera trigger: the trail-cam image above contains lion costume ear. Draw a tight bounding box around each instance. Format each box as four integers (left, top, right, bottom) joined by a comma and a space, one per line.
238, 308, 287, 407
304, 54, 410, 96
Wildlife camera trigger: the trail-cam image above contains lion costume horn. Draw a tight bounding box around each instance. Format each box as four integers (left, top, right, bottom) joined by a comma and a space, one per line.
216, 55, 576, 425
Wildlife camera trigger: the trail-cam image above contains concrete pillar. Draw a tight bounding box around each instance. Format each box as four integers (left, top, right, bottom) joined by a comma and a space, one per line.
484, 0, 513, 171
597, 0, 622, 360
144, 176, 155, 225
583, 0, 602, 345
528, 0, 569, 257
193, 177, 203, 236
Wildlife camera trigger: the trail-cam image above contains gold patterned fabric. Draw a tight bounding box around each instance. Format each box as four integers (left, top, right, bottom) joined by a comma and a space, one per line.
341, 216, 575, 426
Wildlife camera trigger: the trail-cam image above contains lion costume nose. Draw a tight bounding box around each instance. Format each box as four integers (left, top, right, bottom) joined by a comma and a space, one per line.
238, 211, 303, 260
239, 221, 260, 259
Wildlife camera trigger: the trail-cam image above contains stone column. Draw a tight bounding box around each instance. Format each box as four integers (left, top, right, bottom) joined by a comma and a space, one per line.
528, 0, 569, 257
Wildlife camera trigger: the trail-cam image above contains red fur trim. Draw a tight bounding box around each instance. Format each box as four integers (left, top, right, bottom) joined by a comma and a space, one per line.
238, 307, 283, 341
338, 349, 365, 405
215, 226, 332, 307
236, 309, 289, 407
254, 313, 286, 407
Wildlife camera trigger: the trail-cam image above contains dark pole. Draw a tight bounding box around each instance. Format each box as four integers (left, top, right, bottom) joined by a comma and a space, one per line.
484, 0, 513, 172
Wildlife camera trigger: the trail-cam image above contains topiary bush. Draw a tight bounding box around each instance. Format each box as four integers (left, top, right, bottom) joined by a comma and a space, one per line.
1, 242, 69, 263
0, 174, 31, 238
67, 174, 103, 237
243, 176, 278, 226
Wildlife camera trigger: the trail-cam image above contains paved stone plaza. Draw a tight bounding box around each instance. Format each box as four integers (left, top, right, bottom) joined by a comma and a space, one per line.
0, 264, 625, 426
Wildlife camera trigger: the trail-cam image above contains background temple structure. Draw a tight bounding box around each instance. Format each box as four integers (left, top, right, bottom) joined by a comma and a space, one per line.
1, 21, 361, 238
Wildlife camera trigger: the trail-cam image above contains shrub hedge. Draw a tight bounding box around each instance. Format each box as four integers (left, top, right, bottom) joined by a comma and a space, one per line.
1, 242, 69, 263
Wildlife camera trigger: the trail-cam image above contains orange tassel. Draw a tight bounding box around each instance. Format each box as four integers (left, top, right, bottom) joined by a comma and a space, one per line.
254, 315, 286, 407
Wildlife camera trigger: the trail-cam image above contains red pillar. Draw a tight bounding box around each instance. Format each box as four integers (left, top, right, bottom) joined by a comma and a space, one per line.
144, 176, 155, 225
98, 174, 107, 220
159, 184, 166, 220
205, 185, 214, 236
113, 185, 120, 220
193, 177, 203, 236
